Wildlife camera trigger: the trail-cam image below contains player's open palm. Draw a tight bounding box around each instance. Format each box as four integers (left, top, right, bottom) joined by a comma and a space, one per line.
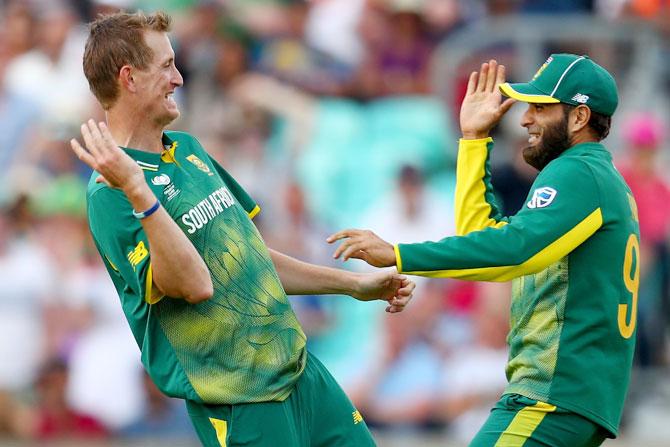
460, 59, 516, 139
354, 271, 415, 314
70, 119, 145, 192
327, 229, 396, 267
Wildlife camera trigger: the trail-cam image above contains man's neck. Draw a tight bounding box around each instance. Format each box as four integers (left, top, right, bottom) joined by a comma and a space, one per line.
570, 129, 599, 146
106, 107, 165, 153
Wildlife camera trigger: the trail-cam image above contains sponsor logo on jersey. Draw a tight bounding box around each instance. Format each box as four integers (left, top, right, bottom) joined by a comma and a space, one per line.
127, 241, 149, 270
186, 154, 214, 176
165, 182, 181, 201
151, 174, 181, 201
527, 187, 557, 209
181, 186, 236, 234
571, 93, 589, 104
151, 174, 171, 186
352, 410, 363, 425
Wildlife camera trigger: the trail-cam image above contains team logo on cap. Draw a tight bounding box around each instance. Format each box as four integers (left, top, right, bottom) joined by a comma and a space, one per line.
527, 187, 557, 209
572, 93, 589, 104
532, 56, 553, 81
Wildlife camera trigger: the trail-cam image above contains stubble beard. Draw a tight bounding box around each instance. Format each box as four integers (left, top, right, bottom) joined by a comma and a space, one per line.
522, 114, 572, 171
154, 108, 180, 129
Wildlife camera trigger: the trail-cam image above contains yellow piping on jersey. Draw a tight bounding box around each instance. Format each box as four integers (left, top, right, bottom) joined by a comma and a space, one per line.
105, 255, 119, 272
455, 137, 508, 235
400, 208, 603, 281
248, 205, 261, 219
494, 401, 557, 446
145, 263, 164, 304
394, 244, 403, 272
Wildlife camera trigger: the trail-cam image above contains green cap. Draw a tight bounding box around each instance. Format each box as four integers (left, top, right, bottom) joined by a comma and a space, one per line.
499, 54, 618, 116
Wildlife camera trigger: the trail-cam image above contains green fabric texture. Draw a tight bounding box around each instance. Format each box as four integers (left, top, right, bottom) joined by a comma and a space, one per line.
501, 54, 618, 116
185, 353, 375, 447
470, 394, 606, 447
87, 131, 307, 405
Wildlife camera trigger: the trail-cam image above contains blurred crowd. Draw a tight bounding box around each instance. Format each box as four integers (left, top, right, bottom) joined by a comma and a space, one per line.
1, 0, 670, 444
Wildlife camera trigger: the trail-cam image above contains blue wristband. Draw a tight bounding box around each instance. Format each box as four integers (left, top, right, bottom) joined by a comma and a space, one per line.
132, 200, 160, 219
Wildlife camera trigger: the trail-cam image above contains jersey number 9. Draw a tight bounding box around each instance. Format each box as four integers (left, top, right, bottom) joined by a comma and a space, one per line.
618, 234, 639, 339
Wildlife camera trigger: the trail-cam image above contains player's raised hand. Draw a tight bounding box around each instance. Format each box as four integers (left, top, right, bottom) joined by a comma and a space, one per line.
70, 119, 145, 192
460, 59, 516, 139
353, 271, 415, 314
327, 229, 396, 268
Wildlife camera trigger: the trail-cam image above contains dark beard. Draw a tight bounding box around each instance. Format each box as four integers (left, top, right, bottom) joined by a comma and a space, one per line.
523, 115, 571, 171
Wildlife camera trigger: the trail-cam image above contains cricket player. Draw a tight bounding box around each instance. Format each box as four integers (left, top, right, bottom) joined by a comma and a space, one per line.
69, 11, 414, 447
329, 55, 637, 446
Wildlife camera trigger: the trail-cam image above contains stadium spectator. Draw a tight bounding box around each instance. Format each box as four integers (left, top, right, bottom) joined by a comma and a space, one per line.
31, 358, 108, 441
617, 113, 670, 366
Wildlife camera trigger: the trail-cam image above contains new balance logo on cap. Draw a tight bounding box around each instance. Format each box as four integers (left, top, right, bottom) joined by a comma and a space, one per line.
572, 93, 590, 104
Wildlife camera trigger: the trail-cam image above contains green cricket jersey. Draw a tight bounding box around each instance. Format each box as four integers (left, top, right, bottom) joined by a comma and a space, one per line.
87, 131, 307, 405
395, 137, 638, 437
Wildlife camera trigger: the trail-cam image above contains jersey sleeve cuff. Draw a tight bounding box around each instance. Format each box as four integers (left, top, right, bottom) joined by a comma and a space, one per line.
394, 244, 403, 273
248, 205, 261, 220
459, 136, 493, 149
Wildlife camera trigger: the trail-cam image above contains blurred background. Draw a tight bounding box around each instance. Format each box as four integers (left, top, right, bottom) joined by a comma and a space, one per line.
0, 0, 669, 446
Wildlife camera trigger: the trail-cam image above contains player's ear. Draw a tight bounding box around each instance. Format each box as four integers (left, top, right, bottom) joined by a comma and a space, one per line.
119, 65, 136, 93
569, 104, 591, 134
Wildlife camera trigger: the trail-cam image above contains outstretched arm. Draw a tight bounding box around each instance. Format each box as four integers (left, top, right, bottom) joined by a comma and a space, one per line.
268, 249, 414, 313
328, 158, 603, 282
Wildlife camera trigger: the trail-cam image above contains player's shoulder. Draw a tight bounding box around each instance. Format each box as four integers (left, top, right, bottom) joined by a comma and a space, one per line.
86, 171, 126, 206
539, 152, 596, 184
165, 130, 202, 147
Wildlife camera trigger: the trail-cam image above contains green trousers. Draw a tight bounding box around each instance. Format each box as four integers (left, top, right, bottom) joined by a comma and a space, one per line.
470, 394, 608, 447
185, 352, 375, 447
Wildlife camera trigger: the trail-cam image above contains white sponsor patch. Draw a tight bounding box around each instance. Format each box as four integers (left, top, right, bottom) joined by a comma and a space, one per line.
151, 174, 171, 186
527, 187, 557, 209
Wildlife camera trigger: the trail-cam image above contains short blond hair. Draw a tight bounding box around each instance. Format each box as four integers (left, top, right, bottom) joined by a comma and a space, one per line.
83, 11, 172, 110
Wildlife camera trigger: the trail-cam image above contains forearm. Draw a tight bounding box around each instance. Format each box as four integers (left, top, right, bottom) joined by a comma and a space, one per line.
397, 207, 601, 281
269, 249, 360, 296
125, 182, 213, 303
455, 137, 507, 235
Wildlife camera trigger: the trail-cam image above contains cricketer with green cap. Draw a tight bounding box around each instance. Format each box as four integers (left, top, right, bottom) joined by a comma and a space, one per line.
328, 55, 637, 446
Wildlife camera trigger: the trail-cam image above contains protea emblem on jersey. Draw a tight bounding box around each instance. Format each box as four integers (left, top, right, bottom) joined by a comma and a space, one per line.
186, 154, 214, 176
527, 187, 557, 209
532, 56, 553, 80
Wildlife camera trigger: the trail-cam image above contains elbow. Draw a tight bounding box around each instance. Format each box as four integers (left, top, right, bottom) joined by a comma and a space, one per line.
184, 282, 213, 304
183, 273, 214, 304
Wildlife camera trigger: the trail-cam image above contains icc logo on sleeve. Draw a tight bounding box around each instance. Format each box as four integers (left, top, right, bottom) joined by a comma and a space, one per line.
527, 187, 557, 209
